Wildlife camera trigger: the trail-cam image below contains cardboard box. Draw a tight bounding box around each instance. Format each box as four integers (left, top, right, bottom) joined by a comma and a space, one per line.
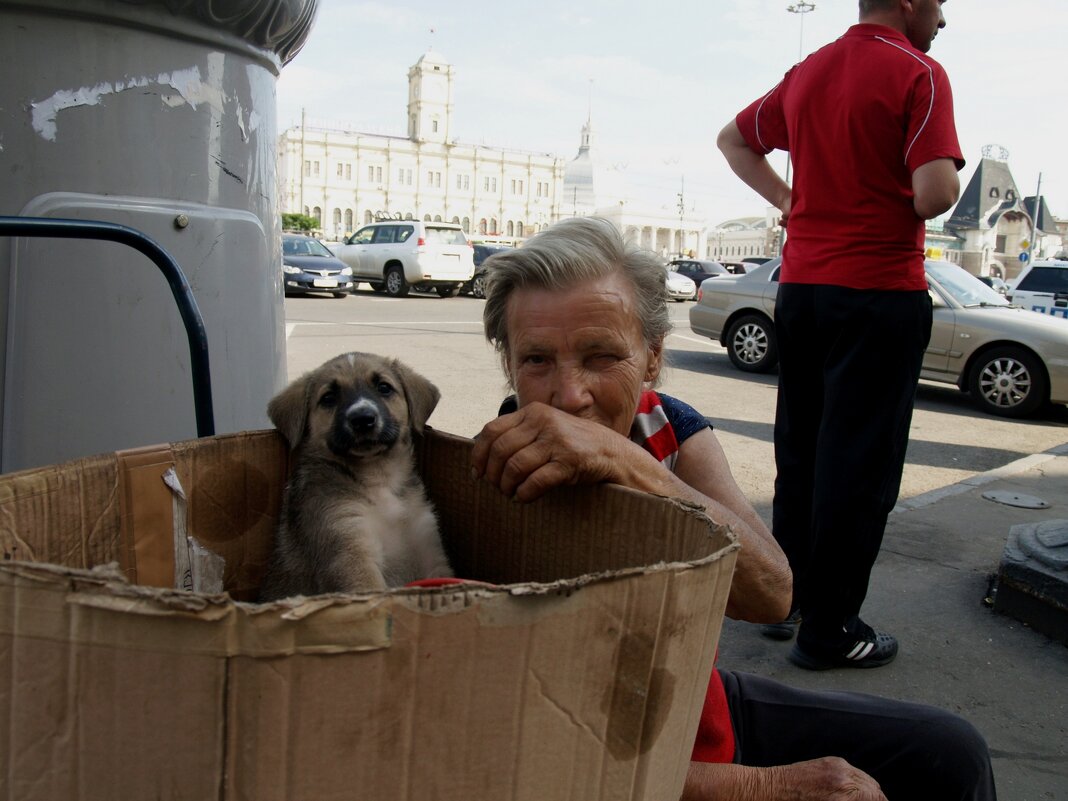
0, 428, 738, 801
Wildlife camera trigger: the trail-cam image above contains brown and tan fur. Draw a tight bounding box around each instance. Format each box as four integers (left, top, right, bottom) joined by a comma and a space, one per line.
258, 352, 452, 601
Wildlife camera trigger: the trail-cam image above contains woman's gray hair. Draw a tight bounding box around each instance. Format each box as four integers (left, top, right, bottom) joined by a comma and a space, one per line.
482, 216, 671, 383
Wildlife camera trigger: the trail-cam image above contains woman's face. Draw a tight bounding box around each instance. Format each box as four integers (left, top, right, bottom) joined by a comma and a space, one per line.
505, 272, 662, 436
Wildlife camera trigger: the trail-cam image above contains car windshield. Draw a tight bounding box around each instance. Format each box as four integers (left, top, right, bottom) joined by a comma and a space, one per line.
424, 226, 467, 245
926, 262, 1010, 308
1018, 266, 1068, 293
284, 237, 333, 257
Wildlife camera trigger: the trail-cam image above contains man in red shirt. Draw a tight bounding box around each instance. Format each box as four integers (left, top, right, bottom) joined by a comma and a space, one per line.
718, 0, 964, 670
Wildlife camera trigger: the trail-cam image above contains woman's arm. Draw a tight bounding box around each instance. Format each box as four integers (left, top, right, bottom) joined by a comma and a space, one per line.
683, 758, 887, 801
673, 429, 790, 623
470, 404, 791, 622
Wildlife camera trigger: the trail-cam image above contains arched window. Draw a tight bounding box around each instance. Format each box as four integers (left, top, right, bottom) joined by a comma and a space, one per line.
312, 206, 322, 225
490, 218, 498, 234
434, 215, 442, 222
405, 212, 414, 220
424, 214, 432, 222
517, 222, 524, 237
989, 188, 1000, 198
479, 218, 488, 234
344, 209, 353, 231
506, 221, 514, 237
364, 210, 373, 225
462, 217, 470, 232
332, 208, 342, 229
451, 216, 460, 225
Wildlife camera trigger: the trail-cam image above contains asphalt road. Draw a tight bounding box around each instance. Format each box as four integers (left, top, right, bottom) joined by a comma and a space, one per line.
283, 288, 1068, 520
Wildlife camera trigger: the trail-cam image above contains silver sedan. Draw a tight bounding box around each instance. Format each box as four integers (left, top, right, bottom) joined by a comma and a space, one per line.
665, 265, 698, 302
688, 258, 1068, 418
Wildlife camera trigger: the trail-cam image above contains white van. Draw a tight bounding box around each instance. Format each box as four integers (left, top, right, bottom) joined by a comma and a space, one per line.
333, 221, 475, 298
1007, 259, 1068, 320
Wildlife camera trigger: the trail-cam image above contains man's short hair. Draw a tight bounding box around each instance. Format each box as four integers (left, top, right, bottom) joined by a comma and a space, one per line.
859, 0, 897, 13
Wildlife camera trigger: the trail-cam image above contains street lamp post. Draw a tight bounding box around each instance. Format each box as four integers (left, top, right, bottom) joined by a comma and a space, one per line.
784, 2, 815, 185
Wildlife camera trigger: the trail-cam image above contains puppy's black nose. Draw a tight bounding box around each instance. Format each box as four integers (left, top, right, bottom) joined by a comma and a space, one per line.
345, 399, 379, 432
348, 410, 377, 431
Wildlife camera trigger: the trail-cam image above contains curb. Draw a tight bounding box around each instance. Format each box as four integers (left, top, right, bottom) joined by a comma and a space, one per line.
892, 441, 1068, 514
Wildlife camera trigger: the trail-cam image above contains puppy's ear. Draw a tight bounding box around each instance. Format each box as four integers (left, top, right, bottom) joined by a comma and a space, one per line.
267, 375, 313, 447
391, 360, 440, 433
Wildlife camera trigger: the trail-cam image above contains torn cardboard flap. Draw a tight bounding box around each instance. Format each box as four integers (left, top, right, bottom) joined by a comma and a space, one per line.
0, 561, 392, 656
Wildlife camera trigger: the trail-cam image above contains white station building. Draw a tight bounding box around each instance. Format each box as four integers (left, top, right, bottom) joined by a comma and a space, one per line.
279, 51, 706, 256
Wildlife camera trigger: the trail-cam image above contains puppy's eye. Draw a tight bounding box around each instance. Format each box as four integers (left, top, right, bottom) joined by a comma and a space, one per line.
376, 381, 395, 397
319, 390, 337, 408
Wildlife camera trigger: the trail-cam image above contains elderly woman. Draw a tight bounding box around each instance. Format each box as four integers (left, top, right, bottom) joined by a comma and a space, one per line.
471, 217, 996, 801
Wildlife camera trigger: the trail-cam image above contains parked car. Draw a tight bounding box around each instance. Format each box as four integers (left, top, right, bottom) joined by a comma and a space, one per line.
664, 265, 698, 302
742, 256, 773, 267
719, 259, 753, 275
689, 257, 1068, 418
281, 234, 353, 298
1006, 259, 1068, 319
461, 243, 513, 298
332, 220, 475, 298
668, 259, 729, 292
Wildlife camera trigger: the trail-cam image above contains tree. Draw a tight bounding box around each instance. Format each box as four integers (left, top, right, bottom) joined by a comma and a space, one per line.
282, 213, 319, 232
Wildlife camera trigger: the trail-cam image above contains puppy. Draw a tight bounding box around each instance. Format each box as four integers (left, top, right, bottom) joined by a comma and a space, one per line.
258, 352, 453, 601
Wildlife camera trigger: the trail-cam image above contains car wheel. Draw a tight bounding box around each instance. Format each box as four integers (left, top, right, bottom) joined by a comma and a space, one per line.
968, 346, 1048, 418
726, 314, 778, 373
369, 282, 385, 294
435, 284, 460, 298
384, 266, 410, 297
471, 273, 487, 299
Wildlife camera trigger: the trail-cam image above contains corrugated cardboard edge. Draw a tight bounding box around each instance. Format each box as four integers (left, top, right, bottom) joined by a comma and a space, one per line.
0, 561, 392, 656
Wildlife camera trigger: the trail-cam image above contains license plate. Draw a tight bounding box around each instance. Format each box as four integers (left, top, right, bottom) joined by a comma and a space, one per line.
313, 278, 338, 288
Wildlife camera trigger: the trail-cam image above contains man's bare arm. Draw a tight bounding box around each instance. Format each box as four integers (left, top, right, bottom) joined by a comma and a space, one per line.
717, 120, 792, 220
912, 158, 960, 219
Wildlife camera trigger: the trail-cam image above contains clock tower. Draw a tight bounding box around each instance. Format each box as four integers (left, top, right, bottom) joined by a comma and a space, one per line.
407, 51, 453, 143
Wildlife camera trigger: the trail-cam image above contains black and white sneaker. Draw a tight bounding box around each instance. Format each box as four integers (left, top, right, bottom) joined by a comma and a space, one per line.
789, 628, 898, 671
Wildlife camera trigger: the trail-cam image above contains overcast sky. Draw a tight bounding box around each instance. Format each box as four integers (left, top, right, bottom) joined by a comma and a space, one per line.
277, 0, 1067, 228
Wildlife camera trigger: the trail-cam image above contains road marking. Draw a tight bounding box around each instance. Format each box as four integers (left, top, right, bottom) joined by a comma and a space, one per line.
669, 332, 719, 348
288, 320, 484, 327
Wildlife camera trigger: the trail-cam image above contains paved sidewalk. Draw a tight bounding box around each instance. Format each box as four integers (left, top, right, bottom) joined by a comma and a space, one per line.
717, 442, 1068, 800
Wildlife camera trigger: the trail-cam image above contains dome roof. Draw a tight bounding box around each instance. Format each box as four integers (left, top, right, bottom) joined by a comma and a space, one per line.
415, 49, 449, 67
561, 118, 622, 212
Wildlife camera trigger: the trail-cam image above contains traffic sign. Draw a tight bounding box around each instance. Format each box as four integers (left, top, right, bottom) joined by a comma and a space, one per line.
1019, 252, 1029, 263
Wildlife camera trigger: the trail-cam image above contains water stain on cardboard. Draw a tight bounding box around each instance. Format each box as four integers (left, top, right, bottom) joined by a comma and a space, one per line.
602, 631, 675, 760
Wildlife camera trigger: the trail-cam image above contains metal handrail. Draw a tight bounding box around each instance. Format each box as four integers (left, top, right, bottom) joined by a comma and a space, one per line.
0, 215, 215, 436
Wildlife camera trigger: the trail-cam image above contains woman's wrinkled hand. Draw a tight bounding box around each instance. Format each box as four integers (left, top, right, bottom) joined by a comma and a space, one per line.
471, 402, 635, 502
768, 757, 887, 801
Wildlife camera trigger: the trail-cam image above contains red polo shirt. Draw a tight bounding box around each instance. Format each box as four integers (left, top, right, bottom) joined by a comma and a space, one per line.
736, 24, 964, 291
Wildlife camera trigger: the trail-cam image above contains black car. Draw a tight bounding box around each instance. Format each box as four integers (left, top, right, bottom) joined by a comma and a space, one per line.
668, 258, 729, 287
461, 244, 513, 298
282, 234, 354, 298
